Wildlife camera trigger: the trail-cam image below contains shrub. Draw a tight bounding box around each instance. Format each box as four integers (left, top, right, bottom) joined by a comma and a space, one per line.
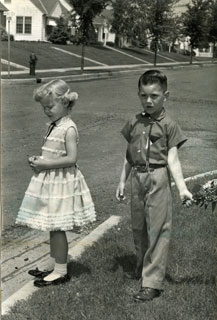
48, 29, 69, 45
106, 41, 115, 47
48, 16, 69, 45
180, 49, 196, 56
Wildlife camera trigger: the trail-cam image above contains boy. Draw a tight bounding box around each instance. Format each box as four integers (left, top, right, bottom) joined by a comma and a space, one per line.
116, 70, 192, 302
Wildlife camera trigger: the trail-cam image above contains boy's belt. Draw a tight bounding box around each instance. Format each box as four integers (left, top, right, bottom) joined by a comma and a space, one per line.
133, 164, 167, 173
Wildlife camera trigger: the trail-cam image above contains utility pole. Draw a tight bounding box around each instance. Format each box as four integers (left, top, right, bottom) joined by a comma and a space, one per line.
7, 16, 11, 78
3, 11, 14, 78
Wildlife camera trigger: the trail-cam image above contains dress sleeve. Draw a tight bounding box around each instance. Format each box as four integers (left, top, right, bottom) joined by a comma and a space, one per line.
121, 120, 132, 143
167, 121, 187, 149
67, 121, 79, 144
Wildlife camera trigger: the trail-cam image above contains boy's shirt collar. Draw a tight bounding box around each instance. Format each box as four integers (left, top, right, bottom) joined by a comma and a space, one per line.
141, 108, 166, 121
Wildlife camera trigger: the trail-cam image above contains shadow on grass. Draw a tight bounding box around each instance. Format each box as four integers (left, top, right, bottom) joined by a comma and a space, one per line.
124, 47, 150, 57
110, 254, 137, 273
166, 273, 216, 285
67, 260, 91, 278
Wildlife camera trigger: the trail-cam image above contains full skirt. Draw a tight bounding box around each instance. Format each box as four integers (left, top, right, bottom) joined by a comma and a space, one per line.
16, 167, 96, 231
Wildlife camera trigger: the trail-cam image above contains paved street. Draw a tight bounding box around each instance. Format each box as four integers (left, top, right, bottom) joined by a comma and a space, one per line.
2, 66, 217, 228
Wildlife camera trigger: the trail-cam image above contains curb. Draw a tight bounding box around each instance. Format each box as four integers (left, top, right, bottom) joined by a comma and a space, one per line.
1, 215, 121, 315
171, 170, 217, 187
2, 62, 217, 85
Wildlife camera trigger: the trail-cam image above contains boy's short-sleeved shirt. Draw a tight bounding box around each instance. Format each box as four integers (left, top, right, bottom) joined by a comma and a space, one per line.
121, 108, 187, 166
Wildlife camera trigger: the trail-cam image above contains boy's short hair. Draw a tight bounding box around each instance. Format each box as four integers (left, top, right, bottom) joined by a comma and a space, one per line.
138, 70, 168, 91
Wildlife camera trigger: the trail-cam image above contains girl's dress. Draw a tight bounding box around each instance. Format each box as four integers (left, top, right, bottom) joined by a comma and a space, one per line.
16, 116, 96, 231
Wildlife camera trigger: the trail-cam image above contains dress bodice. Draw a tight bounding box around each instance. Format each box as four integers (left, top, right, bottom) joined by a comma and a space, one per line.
41, 116, 79, 160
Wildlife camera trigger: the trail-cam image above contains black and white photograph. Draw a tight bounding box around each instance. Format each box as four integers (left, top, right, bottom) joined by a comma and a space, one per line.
1, 0, 217, 319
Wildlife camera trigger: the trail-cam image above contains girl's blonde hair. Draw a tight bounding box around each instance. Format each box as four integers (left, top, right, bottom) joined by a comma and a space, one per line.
33, 79, 78, 109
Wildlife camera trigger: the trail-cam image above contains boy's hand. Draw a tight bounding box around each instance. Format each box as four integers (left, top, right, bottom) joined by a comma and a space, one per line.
116, 182, 126, 201
180, 189, 193, 208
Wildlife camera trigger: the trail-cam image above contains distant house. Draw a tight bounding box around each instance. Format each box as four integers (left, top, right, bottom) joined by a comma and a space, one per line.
173, 0, 191, 15
173, 0, 213, 57
2, 0, 73, 41
93, 8, 115, 45
0, 1, 8, 30
1, 0, 115, 44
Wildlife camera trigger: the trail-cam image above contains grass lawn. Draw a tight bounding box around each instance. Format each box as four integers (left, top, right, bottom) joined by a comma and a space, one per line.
1, 63, 23, 72
2, 42, 216, 72
1, 42, 150, 69
1, 42, 96, 69
2, 175, 217, 320
123, 47, 174, 64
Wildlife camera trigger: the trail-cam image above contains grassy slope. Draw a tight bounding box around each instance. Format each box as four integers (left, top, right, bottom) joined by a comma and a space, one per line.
2, 175, 217, 320
2, 42, 215, 71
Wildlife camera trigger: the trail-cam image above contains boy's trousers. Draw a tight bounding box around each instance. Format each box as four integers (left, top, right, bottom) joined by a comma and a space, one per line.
131, 166, 172, 290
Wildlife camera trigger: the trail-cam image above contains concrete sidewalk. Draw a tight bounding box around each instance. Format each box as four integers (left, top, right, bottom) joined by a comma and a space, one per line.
2, 61, 217, 85
2, 228, 82, 301
1, 216, 121, 315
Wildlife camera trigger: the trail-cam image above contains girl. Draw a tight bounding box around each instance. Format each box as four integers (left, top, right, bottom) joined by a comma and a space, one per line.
16, 79, 96, 287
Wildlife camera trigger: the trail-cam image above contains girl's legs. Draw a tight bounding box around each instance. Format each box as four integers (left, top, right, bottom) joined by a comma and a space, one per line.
50, 231, 68, 264
44, 231, 68, 281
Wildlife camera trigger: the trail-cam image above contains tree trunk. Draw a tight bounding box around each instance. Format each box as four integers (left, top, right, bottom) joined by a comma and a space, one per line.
190, 45, 193, 64
154, 40, 158, 66
213, 41, 216, 59
81, 43, 85, 74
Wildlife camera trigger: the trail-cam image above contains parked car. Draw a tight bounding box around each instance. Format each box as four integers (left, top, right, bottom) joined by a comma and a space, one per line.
1, 29, 14, 41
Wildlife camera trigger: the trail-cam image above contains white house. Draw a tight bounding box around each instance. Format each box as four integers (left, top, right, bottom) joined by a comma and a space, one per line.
1, 0, 115, 43
93, 8, 115, 45
0, 1, 8, 29
2, 0, 73, 41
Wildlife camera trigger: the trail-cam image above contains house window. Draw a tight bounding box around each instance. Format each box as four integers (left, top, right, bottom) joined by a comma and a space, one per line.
24, 17, 32, 33
16, 17, 23, 33
16, 16, 32, 34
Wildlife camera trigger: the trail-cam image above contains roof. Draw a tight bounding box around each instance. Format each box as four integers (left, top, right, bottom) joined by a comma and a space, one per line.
0, 1, 9, 11
59, 2, 69, 16
29, 0, 48, 14
41, 0, 58, 15
29, 0, 72, 16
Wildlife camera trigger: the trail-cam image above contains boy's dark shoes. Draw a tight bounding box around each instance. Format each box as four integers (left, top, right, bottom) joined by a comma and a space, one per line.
28, 268, 53, 278
124, 270, 141, 280
33, 274, 70, 287
133, 287, 161, 302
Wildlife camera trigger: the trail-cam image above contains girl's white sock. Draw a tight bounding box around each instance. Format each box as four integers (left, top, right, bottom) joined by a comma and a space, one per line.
50, 257, 55, 269
43, 263, 67, 281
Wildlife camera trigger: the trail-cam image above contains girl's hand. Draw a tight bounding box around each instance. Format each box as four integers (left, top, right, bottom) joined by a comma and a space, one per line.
28, 155, 39, 163
30, 157, 45, 173
116, 182, 126, 201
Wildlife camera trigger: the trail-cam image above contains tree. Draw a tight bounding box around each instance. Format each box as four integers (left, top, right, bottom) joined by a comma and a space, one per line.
207, 0, 217, 58
163, 15, 183, 52
111, 0, 148, 48
145, 0, 178, 66
181, 0, 210, 64
69, 0, 108, 72
48, 16, 70, 45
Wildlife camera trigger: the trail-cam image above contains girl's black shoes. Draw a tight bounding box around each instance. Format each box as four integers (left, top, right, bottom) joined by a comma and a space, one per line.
28, 268, 53, 278
33, 274, 70, 287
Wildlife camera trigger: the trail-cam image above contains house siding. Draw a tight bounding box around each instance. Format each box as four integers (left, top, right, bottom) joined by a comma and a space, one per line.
4, 0, 45, 41
52, 3, 62, 18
